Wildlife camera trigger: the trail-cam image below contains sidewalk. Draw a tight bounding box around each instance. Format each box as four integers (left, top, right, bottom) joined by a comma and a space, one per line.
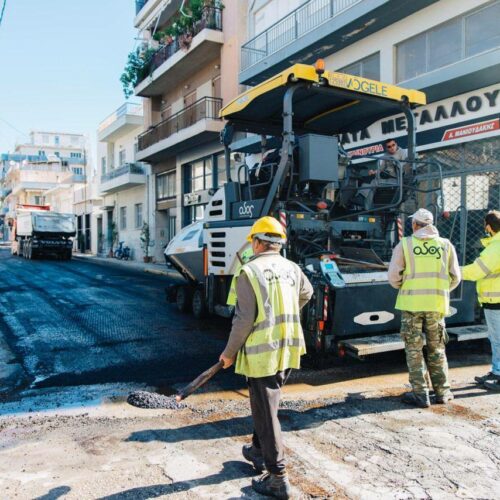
73, 252, 183, 280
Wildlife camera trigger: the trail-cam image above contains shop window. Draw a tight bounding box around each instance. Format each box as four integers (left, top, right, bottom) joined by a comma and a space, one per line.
184, 157, 213, 193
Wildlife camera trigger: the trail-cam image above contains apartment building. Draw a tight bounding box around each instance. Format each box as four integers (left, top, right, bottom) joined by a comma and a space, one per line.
133, 0, 247, 261
1, 131, 88, 243
97, 102, 152, 260
240, 0, 500, 259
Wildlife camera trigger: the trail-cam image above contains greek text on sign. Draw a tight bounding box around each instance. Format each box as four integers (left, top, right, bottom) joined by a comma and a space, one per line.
442, 118, 500, 141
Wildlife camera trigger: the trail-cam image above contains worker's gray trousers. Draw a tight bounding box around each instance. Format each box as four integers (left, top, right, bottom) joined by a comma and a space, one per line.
248, 369, 291, 475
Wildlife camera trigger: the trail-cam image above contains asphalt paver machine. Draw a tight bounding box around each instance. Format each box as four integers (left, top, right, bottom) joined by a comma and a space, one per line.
166, 62, 484, 359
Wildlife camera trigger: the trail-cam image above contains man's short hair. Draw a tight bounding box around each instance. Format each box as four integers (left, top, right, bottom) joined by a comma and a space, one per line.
485, 210, 500, 233
385, 138, 397, 145
256, 237, 282, 252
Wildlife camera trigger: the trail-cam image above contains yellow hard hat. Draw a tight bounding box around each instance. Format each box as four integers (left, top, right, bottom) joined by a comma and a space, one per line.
247, 216, 286, 243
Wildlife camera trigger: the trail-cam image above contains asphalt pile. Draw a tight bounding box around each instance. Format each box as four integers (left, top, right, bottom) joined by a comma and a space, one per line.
127, 391, 186, 410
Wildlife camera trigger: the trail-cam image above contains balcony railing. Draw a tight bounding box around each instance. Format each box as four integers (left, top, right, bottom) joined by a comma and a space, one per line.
137, 6, 223, 86
135, 0, 149, 15
101, 162, 146, 183
138, 96, 222, 151
241, 0, 362, 71
98, 102, 143, 133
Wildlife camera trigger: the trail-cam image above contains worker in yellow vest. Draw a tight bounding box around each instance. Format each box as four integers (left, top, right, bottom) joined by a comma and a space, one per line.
389, 208, 461, 408
226, 247, 254, 306
219, 216, 313, 499
462, 210, 500, 391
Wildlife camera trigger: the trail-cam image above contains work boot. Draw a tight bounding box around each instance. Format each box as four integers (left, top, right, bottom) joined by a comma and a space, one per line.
434, 391, 454, 404
252, 472, 291, 499
475, 372, 500, 384
401, 391, 430, 408
242, 444, 265, 473
483, 379, 500, 392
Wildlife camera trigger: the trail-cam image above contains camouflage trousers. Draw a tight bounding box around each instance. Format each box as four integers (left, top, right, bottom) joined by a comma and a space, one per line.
400, 311, 450, 397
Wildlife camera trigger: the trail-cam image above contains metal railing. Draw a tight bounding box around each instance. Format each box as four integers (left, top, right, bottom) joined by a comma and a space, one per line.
98, 102, 143, 133
136, 0, 149, 15
138, 96, 222, 151
241, 0, 362, 71
101, 162, 146, 183
137, 6, 223, 85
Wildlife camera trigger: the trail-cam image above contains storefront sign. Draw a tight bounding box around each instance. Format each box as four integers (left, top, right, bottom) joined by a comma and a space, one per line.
344, 85, 500, 157
184, 193, 201, 206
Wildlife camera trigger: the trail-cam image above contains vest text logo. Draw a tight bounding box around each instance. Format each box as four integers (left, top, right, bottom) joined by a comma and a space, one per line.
413, 241, 442, 259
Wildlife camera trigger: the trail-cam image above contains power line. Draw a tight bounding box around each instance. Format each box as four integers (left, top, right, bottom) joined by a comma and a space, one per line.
0, 116, 29, 138
0, 0, 7, 27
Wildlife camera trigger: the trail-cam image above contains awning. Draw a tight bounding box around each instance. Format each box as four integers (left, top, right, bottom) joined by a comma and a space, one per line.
220, 64, 426, 136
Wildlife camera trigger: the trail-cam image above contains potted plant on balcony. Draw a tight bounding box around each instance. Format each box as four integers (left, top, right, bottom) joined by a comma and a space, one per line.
120, 46, 156, 99
140, 222, 155, 263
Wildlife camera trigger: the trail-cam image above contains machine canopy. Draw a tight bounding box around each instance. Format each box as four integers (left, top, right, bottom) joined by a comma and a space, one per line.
220, 64, 426, 136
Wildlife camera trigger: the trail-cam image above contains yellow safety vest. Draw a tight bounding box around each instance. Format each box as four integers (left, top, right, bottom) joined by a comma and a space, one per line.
396, 236, 453, 314
235, 254, 306, 378
227, 248, 254, 306
462, 232, 500, 304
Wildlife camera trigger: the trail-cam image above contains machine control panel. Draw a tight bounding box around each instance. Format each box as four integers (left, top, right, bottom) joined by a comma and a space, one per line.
320, 258, 346, 288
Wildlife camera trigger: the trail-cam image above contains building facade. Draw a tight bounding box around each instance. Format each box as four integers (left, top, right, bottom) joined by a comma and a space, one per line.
240, 0, 500, 259
97, 102, 153, 260
133, 0, 248, 261
0, 131, 88, 244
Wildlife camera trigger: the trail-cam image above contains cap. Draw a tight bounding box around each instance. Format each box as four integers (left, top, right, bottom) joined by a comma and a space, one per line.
410, 208, 434, 225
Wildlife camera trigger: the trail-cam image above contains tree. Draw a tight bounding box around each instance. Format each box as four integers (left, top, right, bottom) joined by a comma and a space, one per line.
140, 222, 155, 262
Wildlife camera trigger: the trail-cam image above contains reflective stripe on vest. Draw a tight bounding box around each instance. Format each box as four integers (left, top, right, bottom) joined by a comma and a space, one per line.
395, 236, 452, 314
234, 254, 305, 378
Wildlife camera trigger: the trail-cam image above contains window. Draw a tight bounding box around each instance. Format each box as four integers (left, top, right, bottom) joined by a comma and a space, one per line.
157, 170, 176, 199
397, 2, 500, 82
134, 203, 143, 228
42, 135, 49, 144
184, 157, 213, 193
212, 76, 221, 99
215, 152, 227, 187
72, 167, 83, 175
34, 195, 45, 205
119, 149, 126, 166
186, 204, 205, 224
55, 136, 60, 146
38, 150, 46, 157
101, 157, 106, 176
70, 152, 82, 158
120, 207, 127, 230
340, 53, 380, 80
54, 152, 60, 158
168, 215, 176, 240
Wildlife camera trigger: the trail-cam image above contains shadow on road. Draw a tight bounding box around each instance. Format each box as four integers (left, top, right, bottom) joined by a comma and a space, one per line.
97, 460, 256, 499
34, 486, 71, 500
125, 386, 493, 446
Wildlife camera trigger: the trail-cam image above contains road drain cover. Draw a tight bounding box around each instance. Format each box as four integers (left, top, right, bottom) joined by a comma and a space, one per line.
127, 390, 186, 409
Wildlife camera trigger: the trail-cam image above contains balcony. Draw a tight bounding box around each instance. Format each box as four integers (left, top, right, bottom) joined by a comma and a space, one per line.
99, 163, 147, 194
240, 0, 439, 85
98, 102, 143, 142
135, 7, 223, 97
135, 0, 149, 15
136, 96, 223, 162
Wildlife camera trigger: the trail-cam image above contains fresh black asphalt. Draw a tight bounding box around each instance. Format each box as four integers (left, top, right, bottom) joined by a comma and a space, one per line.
0, 248, 234, 393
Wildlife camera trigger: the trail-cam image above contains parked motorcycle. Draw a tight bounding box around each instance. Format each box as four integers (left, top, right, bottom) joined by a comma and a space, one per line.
114, 241, 131, 260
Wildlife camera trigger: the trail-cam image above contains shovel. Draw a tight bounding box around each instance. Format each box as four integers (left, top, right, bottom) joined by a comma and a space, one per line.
175, 360, 225, 401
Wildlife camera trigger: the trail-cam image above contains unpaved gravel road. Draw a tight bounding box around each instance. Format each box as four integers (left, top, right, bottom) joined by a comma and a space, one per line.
1, 365, 498, 500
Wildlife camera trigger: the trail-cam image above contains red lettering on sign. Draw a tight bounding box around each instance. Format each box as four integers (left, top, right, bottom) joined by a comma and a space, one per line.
442, 118, 500, 141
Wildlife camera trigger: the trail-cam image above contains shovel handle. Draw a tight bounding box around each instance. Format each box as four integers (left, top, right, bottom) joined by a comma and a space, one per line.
176, 360, 224, 401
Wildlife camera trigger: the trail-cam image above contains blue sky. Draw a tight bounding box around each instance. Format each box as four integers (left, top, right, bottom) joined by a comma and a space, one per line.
0, 0, 138, 163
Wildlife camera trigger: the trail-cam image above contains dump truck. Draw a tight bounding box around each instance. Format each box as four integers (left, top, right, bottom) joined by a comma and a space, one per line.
11, 205, 76, 260
165, 62, 487, 359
